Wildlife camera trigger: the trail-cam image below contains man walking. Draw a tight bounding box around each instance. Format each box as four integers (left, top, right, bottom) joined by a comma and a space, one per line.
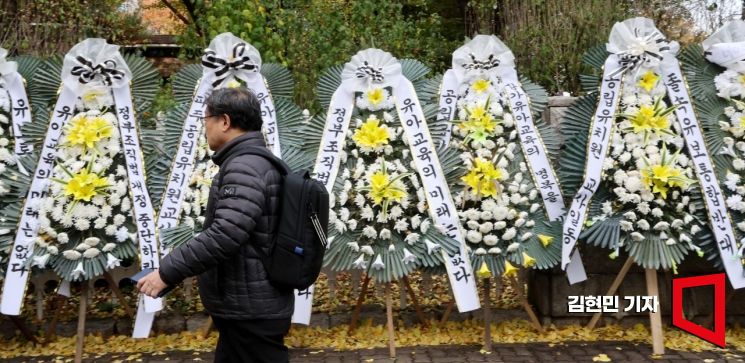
137, 87, 294, 363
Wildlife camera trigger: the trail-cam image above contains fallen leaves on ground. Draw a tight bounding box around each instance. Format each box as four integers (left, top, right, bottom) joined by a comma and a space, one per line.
592, 353, 612, 361
1, 318, 744, 359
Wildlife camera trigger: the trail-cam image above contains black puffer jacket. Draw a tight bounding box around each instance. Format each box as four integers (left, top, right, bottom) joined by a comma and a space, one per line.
159, 131, 293, 320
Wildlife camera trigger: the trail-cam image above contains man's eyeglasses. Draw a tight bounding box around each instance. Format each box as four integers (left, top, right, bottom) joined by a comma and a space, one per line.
204, 114, 222, 121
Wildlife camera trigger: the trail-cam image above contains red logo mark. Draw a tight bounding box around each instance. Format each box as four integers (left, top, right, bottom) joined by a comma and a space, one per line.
672, 273, 726, 348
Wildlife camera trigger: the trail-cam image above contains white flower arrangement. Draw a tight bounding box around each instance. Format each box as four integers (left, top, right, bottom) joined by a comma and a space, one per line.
448, 75, 557, 278
30, 84, 138, 280
589, 65, 705, 269
714, 65, 745, 260
323, 79, 453, 282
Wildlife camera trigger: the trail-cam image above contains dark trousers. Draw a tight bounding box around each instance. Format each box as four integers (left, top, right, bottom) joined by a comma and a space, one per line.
212, 316, 291, 363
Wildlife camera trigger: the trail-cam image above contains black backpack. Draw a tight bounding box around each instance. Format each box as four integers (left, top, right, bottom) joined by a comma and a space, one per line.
217, 144, 329, 290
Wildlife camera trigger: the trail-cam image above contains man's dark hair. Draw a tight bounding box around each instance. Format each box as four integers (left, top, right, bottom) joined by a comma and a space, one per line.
205, 87, 262, 131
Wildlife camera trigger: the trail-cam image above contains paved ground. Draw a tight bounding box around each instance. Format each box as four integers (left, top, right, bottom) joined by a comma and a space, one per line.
3, 342, 745, 363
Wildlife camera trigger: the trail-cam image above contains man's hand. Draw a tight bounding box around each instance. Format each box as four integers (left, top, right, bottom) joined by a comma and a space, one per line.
137, 269, 168, 298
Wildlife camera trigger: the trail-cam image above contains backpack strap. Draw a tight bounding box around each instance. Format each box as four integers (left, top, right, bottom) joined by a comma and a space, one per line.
213, 144, 288, 263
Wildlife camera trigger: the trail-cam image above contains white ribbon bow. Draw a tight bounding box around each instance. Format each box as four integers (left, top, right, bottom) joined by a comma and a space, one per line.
452, 34, 515, 82
0, 48, 18, 78
201, 32, 262, 88
60, 38, 132, 91
606, 17, 679, 76
340, 48, 402, 91
703, 20, 745, 72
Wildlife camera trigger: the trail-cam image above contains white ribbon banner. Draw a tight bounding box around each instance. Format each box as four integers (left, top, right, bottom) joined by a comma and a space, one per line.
395, 77, 480, 313
4, 72, 32, 157
661, 60, 745, 288
157, 77, 210, 256
500, 72, 565, 221
292, 85, 355, 325
560, 56, 622, 283
0, 87, 77, 315
112, 87, 164, 337
245, 75, 281, 157
435, 69, 459, 147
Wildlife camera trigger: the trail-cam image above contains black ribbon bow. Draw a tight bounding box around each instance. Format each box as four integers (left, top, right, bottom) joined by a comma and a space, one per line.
70, 56, 125, 86
201, 43, 259, 87
355, 61, 385, 84
462, 53, 500, 72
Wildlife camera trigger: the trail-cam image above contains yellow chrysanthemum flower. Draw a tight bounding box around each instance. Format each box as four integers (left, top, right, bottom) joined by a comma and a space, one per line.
352, 117, 389, 148
503, 261, 518, 278
538, 234, 553, 247
739, 74, 745, 86
66, 115, 114, 150
461, 158, 507, 197
365, 88, 385, 106
471, 79, 491, 94
477, 261, 492, 279
629, 105, 669, 134
458, 102, 500, 143
739, 115, 745, 129
369, 171, 407, 205
640, 147, 696, 199
522, 252, 536, 268
637, 70, 659, 92
353, 117, 390, 149
226, 79, 241, 89
63, 169, 110, 202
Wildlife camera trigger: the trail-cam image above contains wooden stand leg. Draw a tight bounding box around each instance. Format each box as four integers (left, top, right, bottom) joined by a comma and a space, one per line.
645, 268, 664, 355
202, 316, 213, 338
35, 286, 44, 322
510, 275, 543, 332
440, 298, 455, 325
483, 277, 492, 352
385, 282, 396, 358
401, 276, 428, 327
44, 294, 68, 342
74, 283, 89, 363
103, 272, 134, 317
8, 316, 40, 344
587, 256, 634, 329
349, 274, 371, 333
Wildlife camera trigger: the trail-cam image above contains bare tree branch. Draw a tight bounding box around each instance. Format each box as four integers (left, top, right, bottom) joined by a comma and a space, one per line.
159, 0, 190, 25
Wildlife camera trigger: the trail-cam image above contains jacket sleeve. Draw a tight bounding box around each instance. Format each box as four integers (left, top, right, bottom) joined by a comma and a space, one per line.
158, 156, 278, 286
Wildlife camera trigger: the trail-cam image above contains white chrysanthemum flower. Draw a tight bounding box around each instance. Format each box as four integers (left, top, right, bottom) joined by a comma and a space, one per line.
74, 218, 91, 231
420, 219, 431, 233
83, 248, 100, 258
466, 230, 482, 243
502, 228, 516, 241
63, 250, 82, 260
379, 228, 391, 240
410, 215, 421, 229
115, 227, 129, 242
404, 233, 420, 245
362, 226, 377, 239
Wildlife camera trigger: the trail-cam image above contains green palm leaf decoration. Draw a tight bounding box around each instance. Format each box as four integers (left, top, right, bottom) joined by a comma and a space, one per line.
580, 45, 608, 93
680, 44, 723, 101
172, 64, 202, 105
28, 55, 63, 109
